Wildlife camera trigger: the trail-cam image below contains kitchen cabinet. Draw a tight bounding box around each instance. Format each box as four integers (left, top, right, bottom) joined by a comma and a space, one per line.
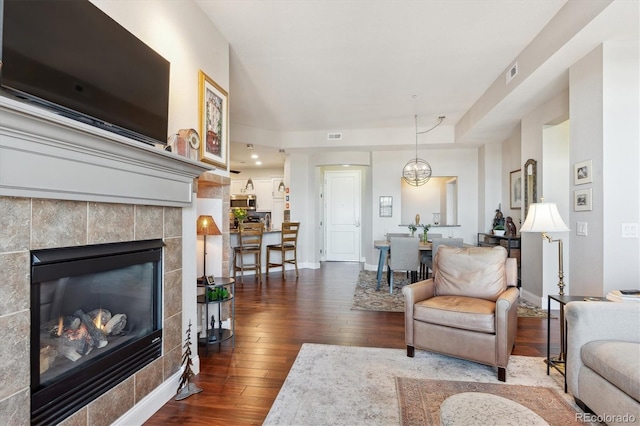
230, 179, 250, 195
272, 178, 285, 199
254, 179, 273, 211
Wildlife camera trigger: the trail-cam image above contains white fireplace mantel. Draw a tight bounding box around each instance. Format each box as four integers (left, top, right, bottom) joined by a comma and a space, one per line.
0, 95, 212, 206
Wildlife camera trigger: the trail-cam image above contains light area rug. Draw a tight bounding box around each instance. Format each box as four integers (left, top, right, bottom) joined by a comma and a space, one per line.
352, 270, 554, 318
264, 343, 583, 426
396, 377, 578, 425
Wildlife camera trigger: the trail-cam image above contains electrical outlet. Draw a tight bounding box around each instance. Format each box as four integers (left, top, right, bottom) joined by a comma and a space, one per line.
622, 223, 639, 238
576, 222, 588, 236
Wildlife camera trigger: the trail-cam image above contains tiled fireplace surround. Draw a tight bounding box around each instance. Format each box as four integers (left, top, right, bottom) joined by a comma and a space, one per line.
0, 97, 225, 425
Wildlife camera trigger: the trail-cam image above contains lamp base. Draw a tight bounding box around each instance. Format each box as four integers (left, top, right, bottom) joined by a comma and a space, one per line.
197, 276, 207, 285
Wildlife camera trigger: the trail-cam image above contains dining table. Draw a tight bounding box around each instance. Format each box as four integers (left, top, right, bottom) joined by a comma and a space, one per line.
373, 239, 432, 290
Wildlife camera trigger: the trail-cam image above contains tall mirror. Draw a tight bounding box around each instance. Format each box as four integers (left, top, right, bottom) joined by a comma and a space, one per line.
401, 176, 458, 225
524, 159, 537, 217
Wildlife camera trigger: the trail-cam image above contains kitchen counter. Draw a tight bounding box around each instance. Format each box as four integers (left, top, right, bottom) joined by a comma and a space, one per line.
229, 228, 281, 234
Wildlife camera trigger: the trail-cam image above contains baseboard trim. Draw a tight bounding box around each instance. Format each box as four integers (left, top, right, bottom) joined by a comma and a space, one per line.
520, 288, 543, 307
113, 368, 182, 425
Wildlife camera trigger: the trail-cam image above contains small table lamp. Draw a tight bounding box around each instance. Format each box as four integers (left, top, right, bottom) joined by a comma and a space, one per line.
520, 202, 570, 295
197, 215, 221, 284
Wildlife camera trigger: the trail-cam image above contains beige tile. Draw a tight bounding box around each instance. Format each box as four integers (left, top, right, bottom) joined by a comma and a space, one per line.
163, 237, 182, 273
164, 207, 182, 238
164, 269, 182, 319
58, 407, 88, 426
134, 205, 163, 240
87, 376, 134, 426
0, 252, 29, 317
0, 197, 31, 253
163, 312, 182, 355
163, 344, 182, 379
88, 203, 134, 244
0, 388, 30, 425
0, 311, 29, 402
32, 199, 87, 249
134, 358, 163, 403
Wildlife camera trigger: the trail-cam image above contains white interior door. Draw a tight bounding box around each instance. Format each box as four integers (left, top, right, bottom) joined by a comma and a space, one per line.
325, 170, 361, 261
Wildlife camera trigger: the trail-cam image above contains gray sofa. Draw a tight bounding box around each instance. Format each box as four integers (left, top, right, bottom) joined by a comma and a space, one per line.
565, 301, 640, 425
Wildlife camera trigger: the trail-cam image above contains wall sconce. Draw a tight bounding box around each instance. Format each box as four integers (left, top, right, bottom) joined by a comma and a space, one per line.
196, 215, 221, 283
278, 180, 285, 192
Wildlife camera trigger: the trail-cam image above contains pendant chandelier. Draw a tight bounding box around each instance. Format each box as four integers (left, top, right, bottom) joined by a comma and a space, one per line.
402, 115, 444, 186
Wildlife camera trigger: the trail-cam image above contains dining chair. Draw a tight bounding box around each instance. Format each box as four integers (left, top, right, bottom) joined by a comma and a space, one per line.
381, 237, 420, 294
266, 222, 300, 280
422, 237, 464, 278
232, 222, 263, 284
386, 233, 411, 241
420, 233, 442, 278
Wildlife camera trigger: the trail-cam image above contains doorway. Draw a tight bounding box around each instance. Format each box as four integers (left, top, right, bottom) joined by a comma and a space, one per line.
324, 169, 362, 261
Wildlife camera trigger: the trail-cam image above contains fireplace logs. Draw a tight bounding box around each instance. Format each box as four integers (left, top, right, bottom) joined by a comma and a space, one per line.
39, 308, 128, 373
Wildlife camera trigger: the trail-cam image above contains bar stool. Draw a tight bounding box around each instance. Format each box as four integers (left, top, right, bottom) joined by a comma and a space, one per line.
233, 222, 263, 284
266, 222, 300, 280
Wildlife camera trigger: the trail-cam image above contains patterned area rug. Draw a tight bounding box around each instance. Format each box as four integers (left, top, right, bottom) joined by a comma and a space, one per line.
351, 270, 554, 317
264, 344, 580, 426
396, 377, 578, 425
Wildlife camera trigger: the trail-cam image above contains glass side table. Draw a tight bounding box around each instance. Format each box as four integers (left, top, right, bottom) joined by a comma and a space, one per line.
547, 294, 607, 392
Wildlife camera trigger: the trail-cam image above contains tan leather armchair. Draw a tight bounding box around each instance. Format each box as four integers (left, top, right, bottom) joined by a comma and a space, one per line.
402, 246, 519, 382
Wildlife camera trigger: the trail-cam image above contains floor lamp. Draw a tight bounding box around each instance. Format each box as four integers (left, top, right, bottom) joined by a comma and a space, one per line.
197, 215, 221, 284
520, 201, 570, 295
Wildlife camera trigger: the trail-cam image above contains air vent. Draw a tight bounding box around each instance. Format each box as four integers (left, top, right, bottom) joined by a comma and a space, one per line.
327, 133, 342, 141
506, 62, 518, 84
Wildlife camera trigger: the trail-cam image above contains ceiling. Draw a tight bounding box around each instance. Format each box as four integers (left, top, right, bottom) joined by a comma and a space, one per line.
195, 0, 635, 171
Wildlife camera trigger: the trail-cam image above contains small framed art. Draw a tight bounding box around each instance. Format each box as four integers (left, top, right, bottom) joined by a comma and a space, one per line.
198, 70, 229, 168
574, 188, 592, 211
574, 160, 592, 185
379, 196, 393, 217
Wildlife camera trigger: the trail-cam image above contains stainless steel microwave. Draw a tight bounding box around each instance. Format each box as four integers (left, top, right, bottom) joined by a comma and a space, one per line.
230, 194, 257, 210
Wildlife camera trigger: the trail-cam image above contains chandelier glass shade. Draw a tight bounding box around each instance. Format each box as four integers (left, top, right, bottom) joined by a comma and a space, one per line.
402, 115, 443, 186
402, 158, 432, 186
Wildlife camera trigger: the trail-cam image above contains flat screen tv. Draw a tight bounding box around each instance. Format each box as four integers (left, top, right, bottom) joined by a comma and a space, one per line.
0, 0, 170, 146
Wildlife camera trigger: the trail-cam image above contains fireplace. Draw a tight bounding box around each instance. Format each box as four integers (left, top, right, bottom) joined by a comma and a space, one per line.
30, 239, 164, 425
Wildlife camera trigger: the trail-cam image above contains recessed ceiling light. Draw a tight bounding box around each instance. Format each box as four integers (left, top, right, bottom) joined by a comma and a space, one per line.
251, 154, 259, 159
255, 161, 262, 165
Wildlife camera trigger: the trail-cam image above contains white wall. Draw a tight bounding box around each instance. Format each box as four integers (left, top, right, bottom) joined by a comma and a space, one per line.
501, 125, 522, 225
569, 41, 640, 296
368, 147, 479, 269
519, 90, 569, 305
541, 121, 570, 300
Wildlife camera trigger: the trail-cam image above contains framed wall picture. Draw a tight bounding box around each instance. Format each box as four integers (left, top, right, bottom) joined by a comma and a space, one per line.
510, 169, 522, 209
198, 70, 229, 168
379, 196, 393, 217
574, 160, 592, 185
574, 188, 593, 211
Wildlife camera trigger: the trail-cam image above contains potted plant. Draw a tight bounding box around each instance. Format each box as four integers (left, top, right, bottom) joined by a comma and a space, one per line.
408, 224, 417, 237
233, 208, 248, 227
493, 224, 506, 236
419, 223, 431, 242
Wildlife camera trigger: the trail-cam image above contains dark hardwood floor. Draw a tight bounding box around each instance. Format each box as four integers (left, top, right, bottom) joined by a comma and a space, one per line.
145, 262, 558, 426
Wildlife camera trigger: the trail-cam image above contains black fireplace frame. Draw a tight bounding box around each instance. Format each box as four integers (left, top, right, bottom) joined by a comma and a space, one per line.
30, 239, 164, 425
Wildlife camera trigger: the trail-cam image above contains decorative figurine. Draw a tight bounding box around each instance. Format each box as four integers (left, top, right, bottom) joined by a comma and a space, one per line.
175, 320, 203, 400
505, 216, 517, 236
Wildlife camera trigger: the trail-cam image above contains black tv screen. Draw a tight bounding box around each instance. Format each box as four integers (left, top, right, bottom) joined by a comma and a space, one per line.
0, 0, 170, 146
